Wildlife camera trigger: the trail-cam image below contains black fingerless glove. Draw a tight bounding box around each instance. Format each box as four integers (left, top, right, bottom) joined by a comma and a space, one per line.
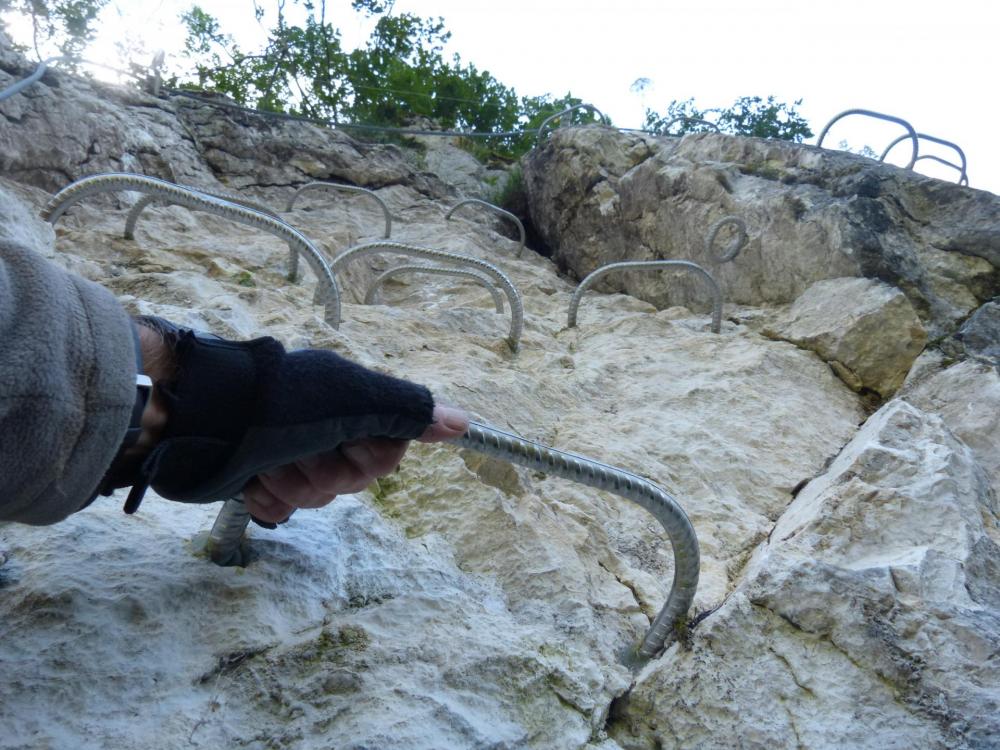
123, 324, 434, 513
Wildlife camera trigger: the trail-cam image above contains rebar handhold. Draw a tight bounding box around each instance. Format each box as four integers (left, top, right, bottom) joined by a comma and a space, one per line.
40, 172, 341, 326
445, 199, 526, 258
202, 420, 700, 660
568, 260, 723, 333
365, 264, 506, 313
706, 216, 748, 263
536, 104, 608, 144
880, 132, 969, 186
332, 240, 523, 351
124, 188, 279, 240
286, 182, 392, 239
816, 109, 919, 170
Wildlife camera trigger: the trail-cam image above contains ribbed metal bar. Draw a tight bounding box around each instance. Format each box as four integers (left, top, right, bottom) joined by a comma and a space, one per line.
706, 216, 748, 263
536, 104, 607, 143
879, 132, 969, 186
365, 264, 506, 313
204, 495, 252, 566
332, 241, 523, 351
568, 260, 722, 333
445, 199, 526, 258
286, 182, 392, 240
202, 420, 699, 659
124, 187, 278, 240
0, 56, 63, 102
39, 173, 341, 326
816, 109, 919, 169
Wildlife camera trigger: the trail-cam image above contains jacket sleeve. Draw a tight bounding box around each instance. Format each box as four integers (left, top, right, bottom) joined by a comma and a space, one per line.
0, 234, 136, 525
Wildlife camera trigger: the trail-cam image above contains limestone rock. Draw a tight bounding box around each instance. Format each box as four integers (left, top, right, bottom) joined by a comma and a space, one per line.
903, 359, 1000, 492
951, 299, 1000, 365
762, 277, 927, 398
611, 401, 1000, 749
522, 128, 1000, 338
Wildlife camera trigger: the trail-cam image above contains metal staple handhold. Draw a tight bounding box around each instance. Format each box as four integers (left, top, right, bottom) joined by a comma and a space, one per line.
203, 420, 700, 660
39, 173, 342, 326
663, 117, 720, 134
816, 109, 919, 170
445, 199, 526, 258
536, 104, 608, 144
287, 182, 392, 234
879, 132, 969, 186
568, 260, 723, 333
124, 187, 279, 240
705, 216, 748, 263
365, 264, 506, 313
332, 240, 523, 351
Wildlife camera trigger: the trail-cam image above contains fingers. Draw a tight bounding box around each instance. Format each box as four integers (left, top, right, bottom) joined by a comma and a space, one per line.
419, 404, 468, 443
242, 479, 297, 523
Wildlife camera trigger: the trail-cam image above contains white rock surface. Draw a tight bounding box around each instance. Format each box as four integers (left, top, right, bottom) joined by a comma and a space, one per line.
610, 401, 1000, 749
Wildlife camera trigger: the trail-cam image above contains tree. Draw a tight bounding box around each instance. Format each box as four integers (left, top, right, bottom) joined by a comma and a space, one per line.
645, 95, 813, 142
0, 0, 108, 59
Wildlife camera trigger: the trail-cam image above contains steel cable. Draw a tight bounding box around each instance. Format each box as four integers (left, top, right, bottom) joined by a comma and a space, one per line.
39, 173, 341, 325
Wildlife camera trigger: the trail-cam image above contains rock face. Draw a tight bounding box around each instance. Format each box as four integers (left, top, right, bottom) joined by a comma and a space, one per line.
610, 401, 1000, 749
522, 127, 1000, 339
2, 42, 999, 750
761, 277, 927, 398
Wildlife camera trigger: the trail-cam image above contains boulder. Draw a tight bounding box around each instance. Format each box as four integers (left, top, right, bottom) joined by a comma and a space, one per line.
762, 277, 927, 398
522, 128, 1000, 338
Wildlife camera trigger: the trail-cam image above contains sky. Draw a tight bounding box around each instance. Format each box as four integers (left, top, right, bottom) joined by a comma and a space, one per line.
4, 0, 998, 194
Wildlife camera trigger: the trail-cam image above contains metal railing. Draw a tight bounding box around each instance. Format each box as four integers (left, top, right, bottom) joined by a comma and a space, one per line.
879, 133, 969, 186
203, 419, 700, 660
445, 199, 526, 258
705, 216, 748, 263
568, 260, 723, 333
331, 240, 523, 350
40, 173, 341, 325
286, 182, 393, 244
816, 109, 919, 169
365, 264, 506, 313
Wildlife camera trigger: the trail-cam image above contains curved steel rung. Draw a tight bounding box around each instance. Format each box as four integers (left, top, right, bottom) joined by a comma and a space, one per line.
568, 260, 723, 333
201, 420, 699, 660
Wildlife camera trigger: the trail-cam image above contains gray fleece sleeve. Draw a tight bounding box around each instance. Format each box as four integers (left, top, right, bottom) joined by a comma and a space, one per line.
0, 238, 136, 525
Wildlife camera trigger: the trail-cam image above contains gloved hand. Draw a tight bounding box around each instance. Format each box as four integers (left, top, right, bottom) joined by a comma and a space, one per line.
104, 318, 467, 522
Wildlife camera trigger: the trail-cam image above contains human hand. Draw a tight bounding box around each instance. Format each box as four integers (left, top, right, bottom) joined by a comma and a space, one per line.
243, 404, 468, 523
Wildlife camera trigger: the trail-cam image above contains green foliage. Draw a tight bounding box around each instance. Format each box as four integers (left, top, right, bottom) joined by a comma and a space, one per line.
646, 95, 813, 143
0, 0, 108, 58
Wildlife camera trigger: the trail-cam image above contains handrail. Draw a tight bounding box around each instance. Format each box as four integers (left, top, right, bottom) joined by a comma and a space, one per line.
662, 117, 720, 134
203, 419, 700, 661
285, 182, 393, 242
445, 198, 526, 258
365, 264, 506, 313
816, 109, 919, 169
568, 260, 723, 333
705, 216, 748, 263
40, 173, 341, 325
331, 240, 523, 350
536, 104, 607, 143
124, 187, 279, 240
879, 132, 969, 186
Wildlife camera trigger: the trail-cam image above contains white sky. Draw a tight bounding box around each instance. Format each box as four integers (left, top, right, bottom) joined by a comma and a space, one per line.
5, 0, 999, 194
